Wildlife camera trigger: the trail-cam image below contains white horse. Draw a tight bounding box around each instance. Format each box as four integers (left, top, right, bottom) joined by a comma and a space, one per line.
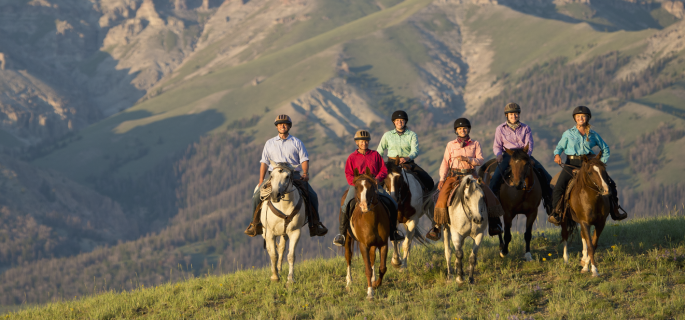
442, 176, 488, 284
259, 161, 306, 283
384, 163, 435, 270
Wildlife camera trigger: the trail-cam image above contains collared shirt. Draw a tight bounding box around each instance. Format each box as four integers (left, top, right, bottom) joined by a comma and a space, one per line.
260, 134, 309, 171
554, 127, 610, 163
439, 139, 484, 181
493, 122, 533, 156
377, 129, 419, 160
344, 149, 387, 186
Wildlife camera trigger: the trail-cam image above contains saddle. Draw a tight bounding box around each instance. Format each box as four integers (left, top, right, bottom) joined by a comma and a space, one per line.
256, 177, 312, 226
552, 168, 580, 221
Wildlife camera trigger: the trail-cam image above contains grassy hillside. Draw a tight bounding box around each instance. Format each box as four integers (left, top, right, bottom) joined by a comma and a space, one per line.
9, 214, 685, 319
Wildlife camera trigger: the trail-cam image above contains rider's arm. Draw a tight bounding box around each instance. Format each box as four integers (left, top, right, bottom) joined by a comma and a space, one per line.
523, 125, 534, 156
301, 160, 309, 176
375, 152, 388, 181
259, 162, 268, 184
344, 156, 355, 186
407, 132, 419, 160
376, 132, 387, 156
553, 131, 569, 157
470, 141, 484, 167
594, 132, 610, 164
493, 126, 504, 157
438, 143, 451, 181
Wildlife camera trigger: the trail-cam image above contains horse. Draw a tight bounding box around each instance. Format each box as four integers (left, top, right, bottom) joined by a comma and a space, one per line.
384, 160, 434, 270
343, 168, 391, 300
559, 151, 611, 277
260, 161, 306, 283
480, 145, 542, 261
442, 175, 487, 284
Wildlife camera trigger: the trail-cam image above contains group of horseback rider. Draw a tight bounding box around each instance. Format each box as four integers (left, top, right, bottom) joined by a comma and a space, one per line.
244, 104, 628, 242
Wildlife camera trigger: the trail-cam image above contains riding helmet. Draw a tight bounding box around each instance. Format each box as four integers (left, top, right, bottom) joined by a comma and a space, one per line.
504, 102, 521, 114
453, 118, 471, 130
391, 110, 409, 123
274, 114, 292, 126
572, 106, 592, 121
354, 130, 371, 141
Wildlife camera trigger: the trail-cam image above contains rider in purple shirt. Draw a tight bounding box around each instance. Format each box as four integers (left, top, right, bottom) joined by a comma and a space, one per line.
489, 103, 553, 214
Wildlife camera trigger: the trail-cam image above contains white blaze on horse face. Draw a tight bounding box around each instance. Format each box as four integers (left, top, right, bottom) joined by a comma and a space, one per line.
360, 180, 369, 213
593, 166, 609, 195
387, 173, 399, 201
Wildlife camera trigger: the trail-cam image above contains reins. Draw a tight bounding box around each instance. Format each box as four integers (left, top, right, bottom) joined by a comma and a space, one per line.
557, 162, 604, 195
266, 165, 303, 233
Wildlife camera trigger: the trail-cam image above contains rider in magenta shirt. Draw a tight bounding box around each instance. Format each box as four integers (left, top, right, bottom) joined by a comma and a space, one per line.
344, 149, 387, 185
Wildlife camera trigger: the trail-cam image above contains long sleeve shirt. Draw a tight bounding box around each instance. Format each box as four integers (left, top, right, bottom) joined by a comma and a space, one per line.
493, 122, 533, 157
344, 149, 388, 186
554, 127, 610, 163
438, 139, 484, 181
377, 129, 419, 160
260, 134, 309, 171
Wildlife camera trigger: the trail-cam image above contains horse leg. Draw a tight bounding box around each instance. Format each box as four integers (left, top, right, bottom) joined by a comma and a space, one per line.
286, 230, 301, 283
345, 232, 353, 288
391, 239, 402, 268
561, 223, 570, 264
469, 232, 484, 284
369, 246, 377, 284
497, 233, 505, 258
501, 214, 514, 257
359, 244, 374, 300
264, 233, 280, 282
443, 226, 452, 279
374, 244, 388, 288
580, 223, 591, 273
523, 212, 535, 262
589, 222, 605, 277
452, 231, 466, 284
277, 235, 287, 273
401, 219, 417, 269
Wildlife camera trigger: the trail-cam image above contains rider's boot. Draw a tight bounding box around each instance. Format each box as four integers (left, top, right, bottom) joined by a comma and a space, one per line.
488, 217, 503, 236
307, 205, 328, 237
244, 205, 264, 237
426, 225, 441, 241
547, 209, 562, 226
333, 205, 351, 247
390, 227, 405, 241
609, 200, 628, 221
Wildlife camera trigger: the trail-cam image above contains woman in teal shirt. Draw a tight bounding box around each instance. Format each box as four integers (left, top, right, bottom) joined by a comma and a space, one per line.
549, 106, 627, 224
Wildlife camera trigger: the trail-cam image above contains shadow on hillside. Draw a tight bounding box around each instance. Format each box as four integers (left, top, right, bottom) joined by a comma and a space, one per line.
497, 0, 675, 32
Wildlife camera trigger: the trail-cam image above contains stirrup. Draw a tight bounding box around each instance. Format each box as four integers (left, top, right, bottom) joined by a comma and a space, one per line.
333, 234, 345, 247
611, 205, 628, 221
488, 225, 503, 237
426, 226, 441, 241
244, 223, 263, 237
309, 222, 328, 237
547, 214, 562, 225
390, 231, 405, 241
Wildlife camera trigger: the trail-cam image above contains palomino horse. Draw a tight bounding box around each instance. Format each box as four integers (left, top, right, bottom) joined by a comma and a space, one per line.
343, 168, 390, 300
384, 160, 434, 270
480, 145, 542, 261
559, 152, 611, 277
442, 176, 487, 284
260, 161, 306, 283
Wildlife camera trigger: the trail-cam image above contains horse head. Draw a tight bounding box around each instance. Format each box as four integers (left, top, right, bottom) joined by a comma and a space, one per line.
353, 167, 377, 213
383, 161, 404, 203
457, 176, 485, 224
269, 160, 298, 202
504, 144, 533, 191
580, 150, 610, 196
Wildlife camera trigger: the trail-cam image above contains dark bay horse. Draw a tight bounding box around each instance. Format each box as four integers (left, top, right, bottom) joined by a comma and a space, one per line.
342, 168, 390, 300
559, 152, 611, 277
480, 145, 542, 261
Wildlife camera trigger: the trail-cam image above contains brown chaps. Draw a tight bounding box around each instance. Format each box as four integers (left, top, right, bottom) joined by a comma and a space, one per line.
434, 175, 504, 225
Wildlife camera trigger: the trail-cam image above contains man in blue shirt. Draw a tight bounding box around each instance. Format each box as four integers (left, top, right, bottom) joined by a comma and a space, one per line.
244, 114, 328, 237
549, 106, 627, 224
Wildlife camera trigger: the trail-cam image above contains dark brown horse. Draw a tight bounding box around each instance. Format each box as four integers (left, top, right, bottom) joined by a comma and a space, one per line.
480, 145, 542, 261
342, 168, 390, 300
559, 152, 611, 277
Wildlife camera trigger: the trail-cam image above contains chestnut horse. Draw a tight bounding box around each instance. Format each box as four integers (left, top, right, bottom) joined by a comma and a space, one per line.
480, 145, 542, 261
384, 160, 434, 270
343, 168, 391, 300
559, 152, 611, 277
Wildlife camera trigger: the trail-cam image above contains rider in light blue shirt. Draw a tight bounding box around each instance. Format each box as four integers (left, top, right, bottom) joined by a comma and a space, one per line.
553, 127, 610, 163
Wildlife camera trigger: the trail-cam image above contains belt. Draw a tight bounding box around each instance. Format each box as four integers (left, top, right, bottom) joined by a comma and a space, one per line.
451, 169, 474, 174
567, 155, 588, 160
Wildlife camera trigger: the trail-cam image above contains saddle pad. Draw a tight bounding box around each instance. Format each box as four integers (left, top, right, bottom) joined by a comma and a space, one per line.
447, 176, 464, 207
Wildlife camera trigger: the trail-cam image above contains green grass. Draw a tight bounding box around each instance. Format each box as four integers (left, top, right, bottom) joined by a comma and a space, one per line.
10, 214, 685, 319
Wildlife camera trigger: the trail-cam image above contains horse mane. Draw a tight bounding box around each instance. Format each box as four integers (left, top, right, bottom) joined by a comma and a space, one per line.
509, 148, 530, 161
576, 156, 606, 191
455, 176, 482, 205
384, 161, 403, 174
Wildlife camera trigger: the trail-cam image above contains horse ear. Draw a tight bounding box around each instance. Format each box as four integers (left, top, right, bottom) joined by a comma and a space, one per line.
270, 160, 277, 168
394, 157, 400, 166
523, 144, 529, 154
504, 147, 514, 155
354, 168, 360, 176
582, 155, 588, 163
477, 177, 483, 185
364, 167, 371, 176
596, 150, 603, 160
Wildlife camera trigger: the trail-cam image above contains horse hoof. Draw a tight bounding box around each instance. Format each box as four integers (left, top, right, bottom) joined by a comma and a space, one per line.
524, 252, 533, 262
469, 278, 475, 284
500, 251, 507, 258
270, 277, 280, 282
367, 296, 374, 301
455, 277, 464, 284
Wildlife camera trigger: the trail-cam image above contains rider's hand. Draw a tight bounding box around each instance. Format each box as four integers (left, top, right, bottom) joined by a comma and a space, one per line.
399, 157, 410, 164
458, 156, 469, 162
301, 172, 310, 182
496, 154, 503, 163
437, 180, 445, 191
554, 155, 562, 165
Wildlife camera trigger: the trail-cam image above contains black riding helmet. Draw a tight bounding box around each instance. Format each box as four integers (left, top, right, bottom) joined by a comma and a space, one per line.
572, 106, 592, 121
453, 118, 471, 132
391, 110, 409, 123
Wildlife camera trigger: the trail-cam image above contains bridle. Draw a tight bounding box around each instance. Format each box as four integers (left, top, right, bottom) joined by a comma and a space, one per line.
506, 158, 536, 193
558, 162, 604, 195
273, 165, 296, 200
